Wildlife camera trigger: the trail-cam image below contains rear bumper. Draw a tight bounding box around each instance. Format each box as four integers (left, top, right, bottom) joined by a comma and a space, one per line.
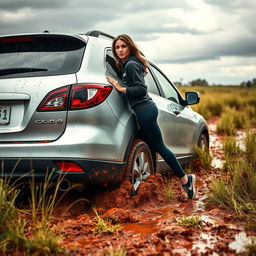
0, 158, 126, 185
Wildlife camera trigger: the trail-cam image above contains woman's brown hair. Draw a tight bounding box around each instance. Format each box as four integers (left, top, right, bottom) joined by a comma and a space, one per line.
112, 34, 148, 73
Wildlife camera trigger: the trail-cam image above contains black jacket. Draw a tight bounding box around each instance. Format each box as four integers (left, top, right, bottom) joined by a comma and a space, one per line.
121, 55, 153, 112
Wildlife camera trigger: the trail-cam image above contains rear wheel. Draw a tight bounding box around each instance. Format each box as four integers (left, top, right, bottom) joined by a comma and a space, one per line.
125, 139, 154, 195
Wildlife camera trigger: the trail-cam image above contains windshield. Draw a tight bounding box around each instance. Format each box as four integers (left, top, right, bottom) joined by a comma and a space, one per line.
0, 35, 86, 78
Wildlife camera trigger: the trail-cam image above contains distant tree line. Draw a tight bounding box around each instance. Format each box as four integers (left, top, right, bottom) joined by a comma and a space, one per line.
174, 78, 256, 87
240, 78, 256, 88
174, 78, 209, 86
189, 78, 209, 86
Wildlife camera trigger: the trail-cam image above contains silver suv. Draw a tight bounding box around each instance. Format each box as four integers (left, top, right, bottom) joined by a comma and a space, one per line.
0, 30, 209, 192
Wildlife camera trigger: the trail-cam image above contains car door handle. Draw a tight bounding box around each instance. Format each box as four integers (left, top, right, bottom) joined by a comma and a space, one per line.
173, 108, 180, 115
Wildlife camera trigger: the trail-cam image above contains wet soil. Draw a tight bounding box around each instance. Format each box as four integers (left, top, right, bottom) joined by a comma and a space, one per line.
52, 118, 256, 255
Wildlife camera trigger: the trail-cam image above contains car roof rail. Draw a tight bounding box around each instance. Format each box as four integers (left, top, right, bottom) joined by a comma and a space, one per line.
86, 30, 115, 40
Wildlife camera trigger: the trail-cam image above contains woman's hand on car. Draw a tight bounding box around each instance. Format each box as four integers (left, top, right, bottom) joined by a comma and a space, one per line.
107, 77, 126, 93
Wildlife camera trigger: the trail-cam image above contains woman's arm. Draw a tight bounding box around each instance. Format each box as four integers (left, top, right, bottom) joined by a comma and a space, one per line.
125, 62, 147, 98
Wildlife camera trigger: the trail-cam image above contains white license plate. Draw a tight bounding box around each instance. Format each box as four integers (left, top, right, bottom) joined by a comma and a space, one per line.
0, 105, 11, 125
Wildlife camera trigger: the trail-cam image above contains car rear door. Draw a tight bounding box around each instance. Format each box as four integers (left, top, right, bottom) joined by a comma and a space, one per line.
0, 34, 86, 142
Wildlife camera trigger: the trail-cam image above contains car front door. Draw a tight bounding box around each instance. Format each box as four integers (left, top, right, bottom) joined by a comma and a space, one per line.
145, 68, 175, 149
149, 64, 196, 156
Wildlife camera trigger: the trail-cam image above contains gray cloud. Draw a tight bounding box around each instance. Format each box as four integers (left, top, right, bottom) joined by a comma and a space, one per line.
0, 0, 191, 12
0, 0, 255, 84
0, 0, 66, 11
203, 0, 255, 10
157, 36, 256, 64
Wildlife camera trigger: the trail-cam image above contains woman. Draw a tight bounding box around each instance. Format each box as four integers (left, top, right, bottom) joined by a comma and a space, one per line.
106, 34, 196, 199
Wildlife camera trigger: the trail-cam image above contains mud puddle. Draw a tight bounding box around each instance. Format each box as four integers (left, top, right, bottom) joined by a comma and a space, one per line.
51, 119, 256, 255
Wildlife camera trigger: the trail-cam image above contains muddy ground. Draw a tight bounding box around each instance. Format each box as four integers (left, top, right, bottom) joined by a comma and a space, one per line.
51, 119, 256, 256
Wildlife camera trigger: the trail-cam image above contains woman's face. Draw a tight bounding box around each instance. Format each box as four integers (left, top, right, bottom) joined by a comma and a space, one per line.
115, 39, 130, 62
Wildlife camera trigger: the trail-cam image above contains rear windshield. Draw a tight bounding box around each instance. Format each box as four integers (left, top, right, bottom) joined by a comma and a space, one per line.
0, 35, 86, 78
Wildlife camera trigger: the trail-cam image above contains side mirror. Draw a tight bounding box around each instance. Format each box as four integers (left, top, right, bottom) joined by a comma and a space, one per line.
185, 92, 200, 105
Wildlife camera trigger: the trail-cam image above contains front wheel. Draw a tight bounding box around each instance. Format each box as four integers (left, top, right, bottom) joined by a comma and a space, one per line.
198, 133, 209, 153
125, 139, 154, 195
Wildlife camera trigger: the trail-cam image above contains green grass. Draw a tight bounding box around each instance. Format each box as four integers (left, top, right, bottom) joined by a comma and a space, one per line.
223, 137, 241, 158
194, 145, 213, 170
0, 178, 19, 235
104, 246, 127, 256
208, 131, 256, 216
245, 240, 256, 256
0, 170, 67, 255
245, 131, 256, 167
176, 215, 203, 228
162, 178, 174, 200
178, 86, 256, 121
216, 111, 236, 136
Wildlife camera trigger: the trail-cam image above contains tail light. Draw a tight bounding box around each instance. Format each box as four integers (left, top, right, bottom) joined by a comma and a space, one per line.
56, 161, 84, 172
37, 86, 69, 111
70, 84, 112, 110
37, 84, 112, 111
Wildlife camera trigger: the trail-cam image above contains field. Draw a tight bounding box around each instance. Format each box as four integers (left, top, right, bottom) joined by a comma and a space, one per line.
1, 86, 256, 255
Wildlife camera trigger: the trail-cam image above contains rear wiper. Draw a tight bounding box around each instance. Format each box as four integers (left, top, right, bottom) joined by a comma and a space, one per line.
0, 67, 48, 76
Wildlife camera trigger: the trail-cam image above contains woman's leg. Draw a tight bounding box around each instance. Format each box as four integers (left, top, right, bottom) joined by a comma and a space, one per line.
135, 104, 186, 179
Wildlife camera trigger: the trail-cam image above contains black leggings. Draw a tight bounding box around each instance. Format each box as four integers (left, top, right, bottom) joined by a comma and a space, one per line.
135, 103, 186, 179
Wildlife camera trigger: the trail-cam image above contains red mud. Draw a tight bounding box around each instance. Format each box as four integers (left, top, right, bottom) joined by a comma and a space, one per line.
50, 119, 256, 255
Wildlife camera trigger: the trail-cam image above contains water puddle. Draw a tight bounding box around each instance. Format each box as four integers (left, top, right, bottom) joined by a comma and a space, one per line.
211, 157, 223, 169
229, 232, 256, 253
236, 130, 246, 151
122, 222, 159, 237
192, 232, 219, 254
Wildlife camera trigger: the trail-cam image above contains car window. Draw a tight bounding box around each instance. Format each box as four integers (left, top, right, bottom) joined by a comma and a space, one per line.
150, 65, 180, 103
105, 49, 121, 78
0, 35, 86, 78
144, 69, 160, 95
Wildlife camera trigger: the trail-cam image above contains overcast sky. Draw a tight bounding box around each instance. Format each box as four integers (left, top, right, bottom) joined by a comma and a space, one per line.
1, 0, 256, 85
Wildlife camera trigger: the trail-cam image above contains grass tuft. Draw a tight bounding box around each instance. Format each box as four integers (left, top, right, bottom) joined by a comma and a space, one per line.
104, 245, 127, 256
93, 208, 120, 234
223, 137, 241, 158
216, 112, 236, 136
194, 145, 213, 170
176, 215, 203, 228
245, 131, 256, 167
161, 178, 174, 201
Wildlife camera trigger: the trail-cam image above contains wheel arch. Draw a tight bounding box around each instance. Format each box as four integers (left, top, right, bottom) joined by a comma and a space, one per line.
198, 124, 210, 148
124, 129, 157, 174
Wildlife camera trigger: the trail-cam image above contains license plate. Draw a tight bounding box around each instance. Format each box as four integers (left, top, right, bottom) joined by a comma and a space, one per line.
0, 105, 11, 125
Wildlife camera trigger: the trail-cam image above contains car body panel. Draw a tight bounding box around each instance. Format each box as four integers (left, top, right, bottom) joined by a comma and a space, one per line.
0, 32, 209, 185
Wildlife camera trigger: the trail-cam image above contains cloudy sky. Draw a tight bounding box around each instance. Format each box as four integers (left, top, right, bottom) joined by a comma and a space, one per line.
1, 0, 256, 85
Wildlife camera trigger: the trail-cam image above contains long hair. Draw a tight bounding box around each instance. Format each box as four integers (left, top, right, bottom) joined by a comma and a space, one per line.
112, 34, 148, 73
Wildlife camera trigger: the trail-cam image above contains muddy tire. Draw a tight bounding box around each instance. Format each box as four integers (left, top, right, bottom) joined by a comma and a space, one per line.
125, 139, 154, 195
198, 133, 209, 153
